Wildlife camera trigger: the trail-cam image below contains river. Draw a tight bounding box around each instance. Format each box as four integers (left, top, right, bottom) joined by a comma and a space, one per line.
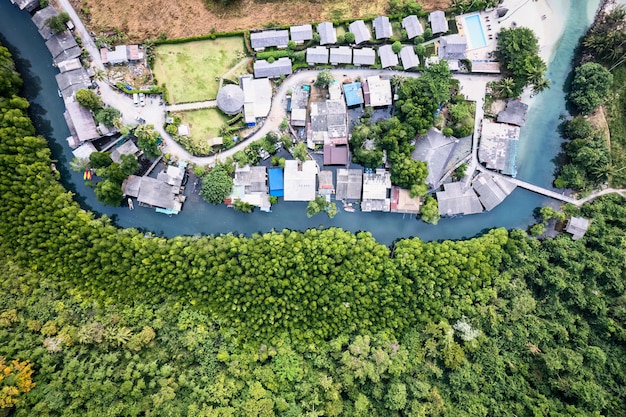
0, 0, 601, 245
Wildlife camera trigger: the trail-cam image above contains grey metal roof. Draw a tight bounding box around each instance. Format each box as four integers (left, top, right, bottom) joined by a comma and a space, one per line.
352, 48, 376, 66
318, 170, 334, 194
254, 58, 293, 78
64, 100, 99, 143
436, 182, 483, 216
250, 30, 289, 49
399, 46, 419, 69
497, 99, 529, 127
290, 24, 313, 42
306, 46, 329, 64
136, 176, 182, 211
438, 34, 467, 60
317, 22, 337, 45
411, 127, 457, 187
373, 16, 392, 39
402, 15, 424, 39
15, 0, 39, 11
45, 31, 80, 63
336, 169, 363, 200
566, 217, 590, 240
472, 172, 510, 211
110, 140, 139, 164
330, 47, 352, 64
123, 175, 142, 198
378, 45, 398, 68
55, 67, 90, 94
72, 141, 97, 160
32, 6, 59, 40
349, 20, 371, 44
429, 10, 449, 34
217, 84, 244, 115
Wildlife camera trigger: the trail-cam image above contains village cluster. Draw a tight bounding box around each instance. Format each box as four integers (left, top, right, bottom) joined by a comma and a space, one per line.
17, 0, 539, 219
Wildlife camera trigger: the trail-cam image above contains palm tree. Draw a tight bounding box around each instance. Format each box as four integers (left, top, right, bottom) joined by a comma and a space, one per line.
532, 78, 551, 94
494, 78, 515, 98
93, 68, 106, 82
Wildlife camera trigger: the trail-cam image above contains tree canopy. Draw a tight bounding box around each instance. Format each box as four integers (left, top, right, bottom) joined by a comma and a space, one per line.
200, 166, 233, 204
496, 28, 548, 97
568, 62, 613, 114
75, 88, 103, 111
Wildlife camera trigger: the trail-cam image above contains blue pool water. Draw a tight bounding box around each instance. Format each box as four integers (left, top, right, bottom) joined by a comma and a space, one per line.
464, 14, 487, 50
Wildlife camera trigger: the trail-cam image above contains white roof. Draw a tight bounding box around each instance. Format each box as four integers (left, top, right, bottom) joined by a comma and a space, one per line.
306, 46, 329, 64
399, 46, 420, 69
283, 160, 317, 201
178, 124, 190, 136
378, 45, 398, 68
349, 20, 371, 44
71, 141, 97, 160
106, 45, 128, 64
330, 47, 352, 64
353, 48, 376, 66
366, 76, 392, 107
317, 22, 337, 45
429, 10, 449, 34
290, 24, 313, 42
402, 15, 424, 39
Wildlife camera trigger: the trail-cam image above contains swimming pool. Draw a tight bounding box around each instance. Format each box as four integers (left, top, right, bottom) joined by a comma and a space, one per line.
464, 14, 487, 50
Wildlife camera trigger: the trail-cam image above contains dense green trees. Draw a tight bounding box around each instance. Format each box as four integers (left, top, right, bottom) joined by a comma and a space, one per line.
568, 62, 613, 114
0, 46, 22, 97
200, 166, 233, 204
306, 196, 337, 218
75, 88, 103, 111
134, 124, 161, 158
94, 106, 121, 127
314, 70, 334, 88
581, 5, 626, 69
496, 28, 548, 97
44, 12, 70, 33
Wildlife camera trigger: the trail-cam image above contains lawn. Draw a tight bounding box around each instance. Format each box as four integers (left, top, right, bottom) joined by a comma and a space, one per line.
606, 65, 626, 187
175, 108, 229, 155
152, 37, 246, 104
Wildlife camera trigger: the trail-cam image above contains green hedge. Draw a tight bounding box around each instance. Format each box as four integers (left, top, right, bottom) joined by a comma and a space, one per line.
154, 31, 247, 45
256, 49, 294, 60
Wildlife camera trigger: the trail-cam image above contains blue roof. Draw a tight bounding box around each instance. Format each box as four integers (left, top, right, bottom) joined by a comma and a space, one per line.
343, 82, 363, 106
268, 168, 284, 196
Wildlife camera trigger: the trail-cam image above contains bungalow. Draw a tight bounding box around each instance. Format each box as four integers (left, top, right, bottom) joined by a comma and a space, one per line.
472, 172, 517, 211
352, 48, 376, 66
373, 16, 393, 40
349, 20, 371, 44
290, 24, 313, 44
378, 45, 398, 68
240, 75, 272, 125
330, 46, 352, 65
565, 217, 590, 240
125, 175, 185, 214
438, 35, 467, 61
429, 10, 449, 34
306, 46, 329, 65
71, 141, 97, 160
63, 100, 99, 146
55, 67, 91, 99
128, 45, 144, 61
317, 22, 337, 45
57, 58, 82, 73
254, 58, 293, 79
14, 0, 39, 12
336, 169, 362, 201
399, 46, 420, 70
402, 15, 424, 39
32, 6, 59, 40
478, 119, 521, 176
283, 160, 317, 201
250, 30, 289, 51
361, 169, 392, 212
323, 145, 349, 166
46, 31, 81, 65
411, 127, 458, 188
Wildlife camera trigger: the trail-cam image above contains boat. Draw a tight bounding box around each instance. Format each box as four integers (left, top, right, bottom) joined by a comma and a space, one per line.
57, 89, 62, 97
83, 170, 92, 180
343, 202, 355, 212
128, 198, 134, 210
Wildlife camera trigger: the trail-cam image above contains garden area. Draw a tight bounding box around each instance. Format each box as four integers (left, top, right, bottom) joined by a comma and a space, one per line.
152, 37, 247, 104
171, 108, 230, 155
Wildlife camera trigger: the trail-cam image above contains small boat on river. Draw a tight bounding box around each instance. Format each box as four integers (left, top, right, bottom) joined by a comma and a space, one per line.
128, 198, 134, 210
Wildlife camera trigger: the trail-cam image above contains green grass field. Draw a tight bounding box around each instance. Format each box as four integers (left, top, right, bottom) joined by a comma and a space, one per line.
175, 108, 228, 154
606, 65, 626, 187
153, 37, 246, 104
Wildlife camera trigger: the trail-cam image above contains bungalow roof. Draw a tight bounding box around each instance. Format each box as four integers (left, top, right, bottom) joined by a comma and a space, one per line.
402, 15, 424, 39
283, 160, 317, 201
373, 16, 393, 39
330, 46, 352, 64
352, 47, 376, 66
378, 45, 399, 68
349, 20, 371, 44
110, 140, 139, 164
254, 58, 293, 78
323, 145, 349, 166
429, 10, 449, 34
497, 99, 529, 127
290, 24, 313, 42
317, 22, 337, 45
399, 46, 420, 69
251, 30, 289, 49
64, 100, 99, 143
336, 168, 363, 200
438, 35, 467, 60
32, 6, 59, 40
45, 31, 80, 63
436, 182, 483, 216
306, 46, 329, 64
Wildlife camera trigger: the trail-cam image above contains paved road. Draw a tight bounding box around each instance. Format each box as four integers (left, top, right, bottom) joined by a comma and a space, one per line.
57, 0, 103, 70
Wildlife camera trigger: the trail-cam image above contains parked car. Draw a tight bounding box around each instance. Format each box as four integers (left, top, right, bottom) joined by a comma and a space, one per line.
135, 116, 146, 124
139, 93, 145, 107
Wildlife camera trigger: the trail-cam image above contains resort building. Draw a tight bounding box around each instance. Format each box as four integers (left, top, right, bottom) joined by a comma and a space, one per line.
361, 169, 392, 212
64, 100, 99, 147
216, 84, 245, 115
478, 119, 521, 176
250, 30, 289, 51
32, 6, 59, 40
412, 127, 460, 189
254, 58, 293, 78
352, 48, 376, 66
399, 46, 420, 70
306, 46, 329, 65
240, 75, 272, 126
46, 31, 81, 65
402, 15, 424, 39
227, 165, 271, 212
317, 22, 337, 45
101, 45, 128, 65
471, 172, 517, 211
290, 24, 313, 44
497, 100, 529, 127
429, 10, 449, 34
438, 35, 467, 63
323, 144, 349, 166
390, 186, 422, 214
330, 46, 352, 65
336, 169, 363, 201
364, 76, 392, 107
283, 160, 317, 201
318, 170, 335, 196
436, 182, 483, 216
124, 174, 185, 215
343, 82, 364, 107
566, 217, 590, 240
55, 67, 91, 99
378, 45, 399, 69
373, 16, 393, 40
308, 100, 348, 146
349, 20, 371, 44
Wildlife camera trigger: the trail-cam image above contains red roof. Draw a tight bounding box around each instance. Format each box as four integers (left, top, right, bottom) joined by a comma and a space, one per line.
323, 145, 349, 166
